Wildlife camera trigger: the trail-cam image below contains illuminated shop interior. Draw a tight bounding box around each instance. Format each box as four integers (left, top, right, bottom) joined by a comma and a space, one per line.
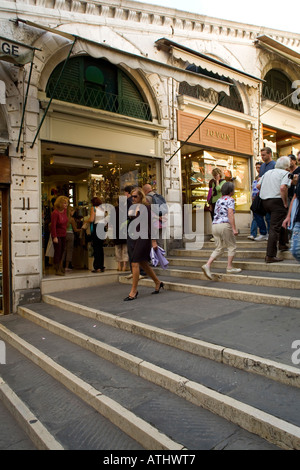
181, 147, 250, 212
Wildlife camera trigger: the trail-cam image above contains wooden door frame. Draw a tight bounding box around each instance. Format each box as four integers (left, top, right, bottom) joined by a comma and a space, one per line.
0, 187, 11, 314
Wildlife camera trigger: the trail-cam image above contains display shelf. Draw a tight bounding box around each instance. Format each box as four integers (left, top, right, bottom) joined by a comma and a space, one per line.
181, 150, 250, 212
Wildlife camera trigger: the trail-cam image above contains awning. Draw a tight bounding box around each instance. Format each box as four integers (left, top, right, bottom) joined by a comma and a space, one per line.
16, 19, 230, 95
155, 38, 263, 88
75, 38, 230, 93
256, 35, 300, 65
0, 36, 39, 65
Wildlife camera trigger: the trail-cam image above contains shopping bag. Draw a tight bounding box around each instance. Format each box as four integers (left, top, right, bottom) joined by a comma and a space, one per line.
45, 237, 54, 257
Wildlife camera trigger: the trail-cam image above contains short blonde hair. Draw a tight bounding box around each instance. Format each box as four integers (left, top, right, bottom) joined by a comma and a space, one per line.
54, 195, 69, 210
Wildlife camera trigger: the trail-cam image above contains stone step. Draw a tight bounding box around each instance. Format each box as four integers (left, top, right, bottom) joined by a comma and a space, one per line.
0, 382, 40, 450
170, 249, 294, 260
41, 271, 120, 295
185, 240, 269, 250
0, 374, 64, 450
41, 294, 300, 388
40, 285, 300, 385
119, 274, 300, 309
8, 302, 300, 448
0, 313, 277, 451
2, 287, 299, 449
154, 267, 300, 290
167, 257, 300, 273
12, 299, 300, 450
0, 321, 182, 451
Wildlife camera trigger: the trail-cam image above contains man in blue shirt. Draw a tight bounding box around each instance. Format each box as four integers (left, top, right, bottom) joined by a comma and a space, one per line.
259, 147, 276, 177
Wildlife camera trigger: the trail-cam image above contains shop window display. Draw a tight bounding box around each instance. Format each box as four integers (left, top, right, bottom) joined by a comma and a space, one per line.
41, 146, 158, 274
182, 150, 250, 212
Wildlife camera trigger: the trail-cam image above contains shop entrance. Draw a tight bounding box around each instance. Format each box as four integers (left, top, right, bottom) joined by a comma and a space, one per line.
41, 141, 159, 276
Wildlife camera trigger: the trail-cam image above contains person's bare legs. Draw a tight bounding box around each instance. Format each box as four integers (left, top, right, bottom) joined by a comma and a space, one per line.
127, 260, 162, 298
139, 260, 161, 290
127, 262, 140, 298
227, 255, 234, 270
205, 256, 215, 269
140, 261, 160, 288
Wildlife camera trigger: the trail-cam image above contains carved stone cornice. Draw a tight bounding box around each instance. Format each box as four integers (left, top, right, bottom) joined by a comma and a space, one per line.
3, 0, 300, 49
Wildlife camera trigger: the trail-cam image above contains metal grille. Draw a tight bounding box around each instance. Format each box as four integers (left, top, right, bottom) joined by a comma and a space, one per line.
262, 84, 300, 111
46, 78, 152, 121
179, 82, 244, 113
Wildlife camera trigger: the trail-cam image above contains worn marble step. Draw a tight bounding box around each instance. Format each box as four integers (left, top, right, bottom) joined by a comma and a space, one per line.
154, 267, 300, 289
12, 302, 300, 450
167, 256, 300, 274
0, 312, 280, 450
0, 321, 181, 450
120, 273, 300, 309
170, 248, 294, 260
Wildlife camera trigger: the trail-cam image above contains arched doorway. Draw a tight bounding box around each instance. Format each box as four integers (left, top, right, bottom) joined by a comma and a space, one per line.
41, 56, 161, 276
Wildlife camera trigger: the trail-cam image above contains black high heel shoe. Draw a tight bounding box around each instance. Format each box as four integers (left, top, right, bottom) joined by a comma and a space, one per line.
124, 292, 138, 301
152, 282, 164, 294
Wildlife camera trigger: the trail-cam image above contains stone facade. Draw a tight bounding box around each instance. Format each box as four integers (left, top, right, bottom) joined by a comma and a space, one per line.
0, 0, 299, 312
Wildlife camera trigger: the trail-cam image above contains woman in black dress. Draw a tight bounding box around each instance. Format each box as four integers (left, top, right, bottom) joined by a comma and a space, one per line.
124, 187, 164, 301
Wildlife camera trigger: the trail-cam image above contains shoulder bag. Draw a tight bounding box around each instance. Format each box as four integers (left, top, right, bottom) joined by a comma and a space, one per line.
250, 179, 266, 216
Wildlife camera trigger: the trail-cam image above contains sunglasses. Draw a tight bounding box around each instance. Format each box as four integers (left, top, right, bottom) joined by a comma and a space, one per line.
132, 195, 139, 198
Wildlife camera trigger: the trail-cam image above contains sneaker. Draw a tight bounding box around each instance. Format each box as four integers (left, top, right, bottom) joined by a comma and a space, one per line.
202, 264, 213, 280
247, 235, 255, 240
254, 234, 268, 241
125, 273, 133, 279
210, 237, 215, 242
226, 267, 242, 274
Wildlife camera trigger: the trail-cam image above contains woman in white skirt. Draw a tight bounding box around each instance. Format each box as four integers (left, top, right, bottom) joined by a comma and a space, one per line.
202, 181, 241, 280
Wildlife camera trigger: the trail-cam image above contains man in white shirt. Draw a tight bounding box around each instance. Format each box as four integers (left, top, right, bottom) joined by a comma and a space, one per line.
257, 156, 291, 263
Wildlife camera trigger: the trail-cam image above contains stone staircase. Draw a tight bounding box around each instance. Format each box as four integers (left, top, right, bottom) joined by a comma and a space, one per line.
0, 238, 300, 450
119, 239, 300, 309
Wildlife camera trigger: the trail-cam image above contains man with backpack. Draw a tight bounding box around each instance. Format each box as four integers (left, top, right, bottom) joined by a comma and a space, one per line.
142, 184, 166, 207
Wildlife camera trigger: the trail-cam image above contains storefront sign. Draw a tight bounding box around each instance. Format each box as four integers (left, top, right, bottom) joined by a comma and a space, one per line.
0, 37, 34, 65
205, 128, 231, 141
177, 110, 253, 155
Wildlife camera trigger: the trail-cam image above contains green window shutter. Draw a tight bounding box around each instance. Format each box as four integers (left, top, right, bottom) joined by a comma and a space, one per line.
46, 57, 83, 103
119, 70, 144, 101
118, 70, 151, 120
46, 58, 151, 120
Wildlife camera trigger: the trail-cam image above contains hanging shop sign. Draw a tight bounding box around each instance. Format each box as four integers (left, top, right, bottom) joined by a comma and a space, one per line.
178, 110, 253, 155
0, 36, 35, 65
